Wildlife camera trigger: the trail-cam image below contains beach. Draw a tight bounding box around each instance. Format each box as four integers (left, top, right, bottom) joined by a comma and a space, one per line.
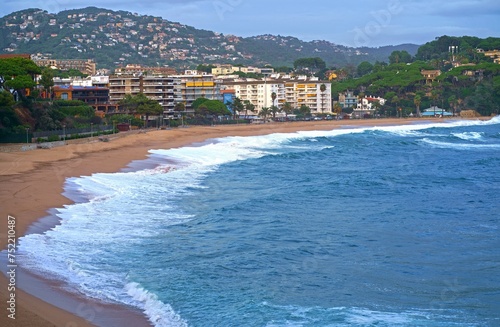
0, 117, 480, 327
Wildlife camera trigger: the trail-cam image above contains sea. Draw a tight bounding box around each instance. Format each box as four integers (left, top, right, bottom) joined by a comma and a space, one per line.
13, 117, 500, 326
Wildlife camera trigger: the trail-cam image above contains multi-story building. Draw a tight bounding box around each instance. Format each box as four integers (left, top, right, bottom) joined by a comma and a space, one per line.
53, 85, 115, 112
108, 74, 181, 115
115, 64, 177, 76
221, 75, 332, 114
33, 58, 96, 75
211, 65, 275, 76
172, 71, 221, 113
420, 69, 441, 85
338, 90, 358, 109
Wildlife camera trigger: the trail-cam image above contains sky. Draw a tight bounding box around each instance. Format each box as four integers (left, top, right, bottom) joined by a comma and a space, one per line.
1, 0, 499, 47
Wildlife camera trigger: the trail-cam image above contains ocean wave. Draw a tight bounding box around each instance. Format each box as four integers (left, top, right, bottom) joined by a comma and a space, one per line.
451, 132, 485, 141
262, 302, 470, 326
125, 282, 187, 327
421, 138, 500, 150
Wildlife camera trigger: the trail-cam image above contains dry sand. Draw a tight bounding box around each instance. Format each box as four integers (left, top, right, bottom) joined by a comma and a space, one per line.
0, 117, 476, 326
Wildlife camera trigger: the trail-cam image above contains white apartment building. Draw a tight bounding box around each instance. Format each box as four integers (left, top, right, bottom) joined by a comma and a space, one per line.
221, 75, 332, 114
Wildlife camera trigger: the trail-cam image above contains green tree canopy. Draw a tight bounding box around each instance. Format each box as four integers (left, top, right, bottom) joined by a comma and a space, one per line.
293, 57, 326, 75
389, 50, 413, 64
195, 99, 230, 116
357, 61, 374, 76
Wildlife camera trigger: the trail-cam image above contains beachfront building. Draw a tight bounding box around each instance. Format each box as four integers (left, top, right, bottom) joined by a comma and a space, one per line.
421, 106, 453, 117
220, 74, 332, 114
171, 70, 221, 114
52, 85, 116, 113
338, 90, 358, 109
108, 74, 182, 115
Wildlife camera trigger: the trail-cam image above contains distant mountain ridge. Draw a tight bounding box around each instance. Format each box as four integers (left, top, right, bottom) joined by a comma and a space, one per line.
0, 7, 420, 70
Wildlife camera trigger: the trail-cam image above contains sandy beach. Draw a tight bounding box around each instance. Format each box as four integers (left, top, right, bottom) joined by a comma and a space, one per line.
0, 117, 480, 326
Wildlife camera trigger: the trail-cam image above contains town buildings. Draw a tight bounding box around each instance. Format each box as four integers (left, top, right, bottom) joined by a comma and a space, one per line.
220, 74, 332, 114
108, 74, 181, 115
33, 58, 97, 75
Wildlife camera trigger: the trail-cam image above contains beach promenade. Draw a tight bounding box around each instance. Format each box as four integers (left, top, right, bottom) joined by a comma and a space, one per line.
0, 117, 477, 327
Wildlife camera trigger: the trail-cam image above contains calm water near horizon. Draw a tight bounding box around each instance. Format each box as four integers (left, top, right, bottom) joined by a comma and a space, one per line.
10, 117, 500, 326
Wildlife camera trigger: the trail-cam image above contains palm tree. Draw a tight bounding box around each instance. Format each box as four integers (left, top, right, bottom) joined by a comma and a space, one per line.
243, 100, 255, 118
174, 102, 186, 126
270, 105, 281, 120
282, 102, 293, 119
414, 95, 422, 117
259, 107, 270, 122
320, 83, 326, 113
271, 92, 277, 107
232, 97, 244, 120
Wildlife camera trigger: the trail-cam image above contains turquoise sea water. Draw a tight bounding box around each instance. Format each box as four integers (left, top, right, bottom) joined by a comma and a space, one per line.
15, 118, 500, 326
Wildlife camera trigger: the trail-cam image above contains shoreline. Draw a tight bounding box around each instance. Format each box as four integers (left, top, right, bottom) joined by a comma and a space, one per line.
0, 117, 485, 326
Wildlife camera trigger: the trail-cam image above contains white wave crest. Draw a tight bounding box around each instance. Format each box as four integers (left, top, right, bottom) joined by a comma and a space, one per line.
125, 282, 188, 327
451, 131, 484, 141
421, 138, 500, 149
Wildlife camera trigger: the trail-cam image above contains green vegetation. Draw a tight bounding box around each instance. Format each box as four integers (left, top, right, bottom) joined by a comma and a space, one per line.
0, 7, 419, 70
333, 36, 500, 117
192, 98, 231, 117
1, 34, 500, 142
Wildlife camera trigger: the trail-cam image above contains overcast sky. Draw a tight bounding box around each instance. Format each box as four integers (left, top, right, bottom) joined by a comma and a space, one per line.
2, 0, 499, 47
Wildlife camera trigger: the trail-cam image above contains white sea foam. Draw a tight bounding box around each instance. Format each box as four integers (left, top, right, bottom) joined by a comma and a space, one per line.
16, 116, 500, 326
262, 302, 449, 326
125, 282, 188, 327
451, 131, 484, 141
421, 138, 500, 150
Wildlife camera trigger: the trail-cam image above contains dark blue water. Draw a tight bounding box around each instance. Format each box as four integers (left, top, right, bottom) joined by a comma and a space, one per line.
16, 118, 500, 326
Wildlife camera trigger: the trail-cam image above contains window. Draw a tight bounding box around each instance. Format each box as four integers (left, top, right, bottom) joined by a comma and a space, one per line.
61, 93, 69, 100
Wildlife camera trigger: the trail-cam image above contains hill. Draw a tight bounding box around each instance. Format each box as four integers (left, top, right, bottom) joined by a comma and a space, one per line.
0, 7, 419, 70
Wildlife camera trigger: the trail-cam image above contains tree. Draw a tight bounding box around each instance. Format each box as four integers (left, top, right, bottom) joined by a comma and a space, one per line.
0, 57, 40, 99
293, 57, 326, 75
259, 107, 270, 122
333, 102, 342, 116
391, 95, 400, 117
389, 50, 412, 64
299, 105, 311, 118
282, 101, 293, 118
431, 89, 440, 106
448, 95, 457, 116
174, 102, 186, 117
320, 83, 327, 113
39, 68, 55, 98
134, 94, 163, 128
271, 92, 277, 107
270, 105, 281, 119
357, 61, 374, 76
119, 94, 138, 115
192, 97, 209, 110
195, 99, 231, 117
414, 94, 422, 117
232, 97, 244, 120
243, 100, 255, 118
